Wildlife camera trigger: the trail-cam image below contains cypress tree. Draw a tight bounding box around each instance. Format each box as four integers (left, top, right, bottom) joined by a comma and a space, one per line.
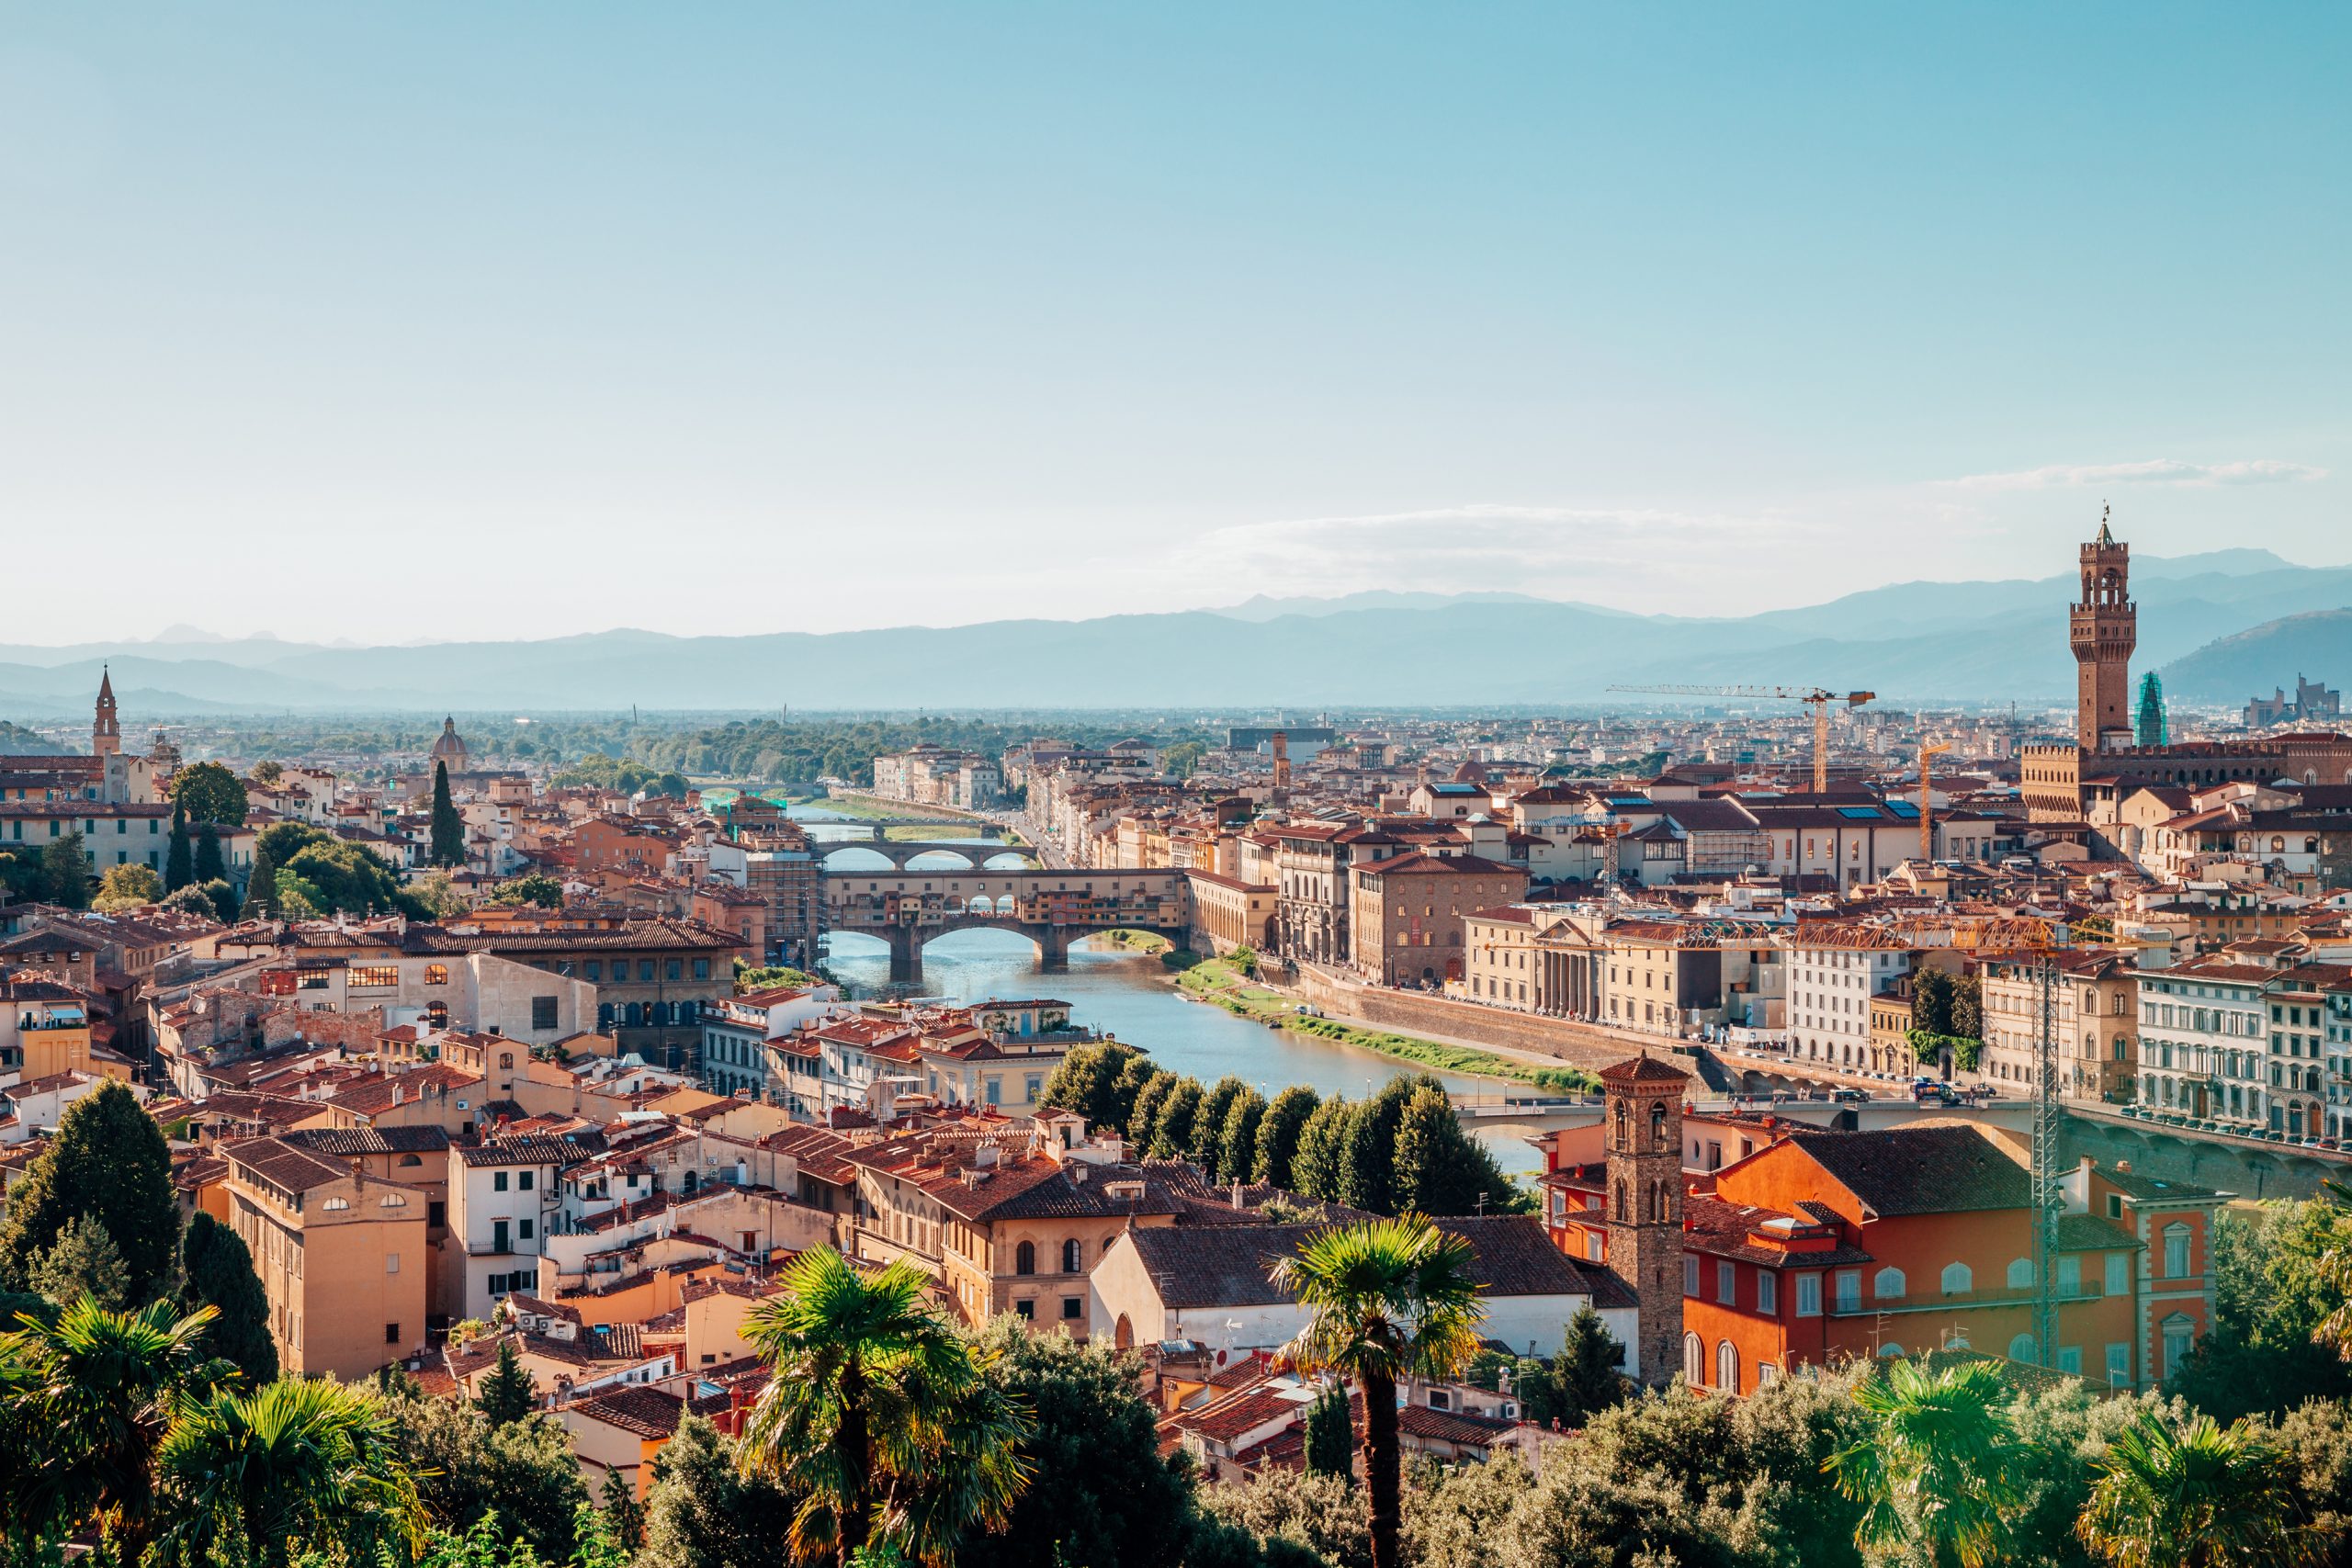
164, 799, 194, 892
178, 1210, 279, 1385
194, 822, 225, 886
0, 1079, 179, 1302
475, 1336, 539, 1425
1303, 1383, 1354, 1483
1555, 1303, 1631, 1426
241, 831, 279, 920
430, 761, 466, 868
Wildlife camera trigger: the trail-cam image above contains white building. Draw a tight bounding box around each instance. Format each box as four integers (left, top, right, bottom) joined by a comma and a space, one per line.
447, 1135, 568, 1321
1782, 930, 1914, 1069
2134, 957, 2271, 1130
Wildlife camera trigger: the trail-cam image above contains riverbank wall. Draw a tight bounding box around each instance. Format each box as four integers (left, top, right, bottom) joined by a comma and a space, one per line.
1285, 964, 1659, 1078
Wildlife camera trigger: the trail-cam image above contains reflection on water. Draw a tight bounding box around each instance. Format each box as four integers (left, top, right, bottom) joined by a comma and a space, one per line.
820, 927, 1538, 1174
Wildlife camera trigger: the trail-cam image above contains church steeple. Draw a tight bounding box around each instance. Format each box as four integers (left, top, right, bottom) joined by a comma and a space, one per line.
93, 667, 120, 759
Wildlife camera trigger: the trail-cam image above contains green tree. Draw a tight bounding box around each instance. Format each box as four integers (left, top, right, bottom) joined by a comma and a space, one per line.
1338, 1077, 1419, 1215
386, 1382, 592, 1564
160, 882, 218, 919
474, 1337, 538, 1426
199, 876, 239, 923
1911, 968, 1956, 1038
242, 829, 280, 919
1150, 1077, 1204, 1161
154, 1375, 424, 1568
1290, 1097, 1355, 1202
1950, 973, 1984, 1042
412, 870, 470, 918
1126, 1071, 1178, 1146
164, 799, 194, 892
1202, 1469, 1369, 1568
1553, 1303, 1631, 1427
250, 759, 283, 785
1109, 1053, 1167, 1138
1391, 1081, 1522, 1216
601, 1463, 646, 1553
1272, 1217, 1487, 1568
40, 831, 90, 908
0, 1079, 181, 1303
1219, 1088, 1269, 1190
1192, 1077, 1249, 1176
171, 761, 248, 827
2173, 1199, 2352, 1420
177, 1210, 278, 1386
430, 761, 466, 868
194, 823, 225, 886
956, 1317, 1195, 1568
1304, 1383, 1354, 1483
95, 863, 164, 911
2076, 1407, 2315, 1568
1254, 1086, 1321, 1190
737, 1248, 1031, 1565
31, 1214, 132, 1311
1041, 1042, 1146, 1134
490, 873, 565, 908
639, 1413, 803, 1568
3, 1297, 223, 1568
1829, 1359, 2025, 1568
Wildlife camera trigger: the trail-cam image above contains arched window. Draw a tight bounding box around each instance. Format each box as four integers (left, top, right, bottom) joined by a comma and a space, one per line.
1683, 1332, 1704, 1387
1060, 1238, 1083, 1274
1877, 1342, 1905, 1358
1940, 1262, 1972, 1295
1614, 1100, 1629, 1150
1716, 1339, 1738, 1393
1651, 1101, 1668, 1151
1014, 1241, 1035, 1277
2006, 1258, 2033, 1290
1872, 1266, 1905, 1301
1614, 1180, 1628, 1221
2008, 1333, 2038, 1362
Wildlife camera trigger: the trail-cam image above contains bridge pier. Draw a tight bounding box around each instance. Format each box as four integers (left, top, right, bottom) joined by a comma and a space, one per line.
884, 929, 923, 986
1037, 927, 1069, 973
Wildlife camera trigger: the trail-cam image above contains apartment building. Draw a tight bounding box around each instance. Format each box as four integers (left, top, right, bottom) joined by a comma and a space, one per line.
1783, 928, 1915, 1069
1979, 951, 2139, 1101
2133, 957, 2273, 1129
448, 1135, 569, 1321
1348, 852, 1528, 987
222, 1136, 431, 1380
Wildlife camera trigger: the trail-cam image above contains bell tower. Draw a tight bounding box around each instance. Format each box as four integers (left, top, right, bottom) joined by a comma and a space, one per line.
1600, 1053, 1690, 1386
2071, 509, 2136, 752
93, 667, 120, 759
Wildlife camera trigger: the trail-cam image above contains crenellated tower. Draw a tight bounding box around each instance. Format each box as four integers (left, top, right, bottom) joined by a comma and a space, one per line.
2071, 509, 2136, 752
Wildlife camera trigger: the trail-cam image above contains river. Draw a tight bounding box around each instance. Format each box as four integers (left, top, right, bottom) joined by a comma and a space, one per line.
796, 808, 1540, 1173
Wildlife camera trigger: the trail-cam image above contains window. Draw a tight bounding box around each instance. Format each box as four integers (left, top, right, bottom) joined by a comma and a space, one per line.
2164, 1224, 2191, 1279
2163, 1314, 2194, 1376
386, 1253, 400, 1273
1683, 1333, 1704, 1386
1716, 1339, 1738, 1393
2008, 1333, 2038, 1363
1834, 1270, 1860, 1312
2105, 1343, 2132, 1388
1013, 1300, 1034, 1320
1061, 1296, 1082, 1320
2007, 1258, 2033, 1290
1757, 1270, 1777, 1315
424, 964, 449, 986
1061, 1238, 1083, 1273
2057, 1254, 2081, 1293
519, 1171, 534, 1190
531, 996, 559, 1032
1757, 1362, 1781, 1387
494, 1171, 510, 1191
2056, 1345, 2082, 1375
583, 962, 602, 982
2105, 1252, 2129, 1296
1684, 1256, 1700, 1296
693, 958, 710, 980
385, 1324, 401, 1346
1940, 1262, 1972, 1295
666, 959, 683, 981
1795, 1273, 1821, 1316
1873, 1267, 1905, 1301
1014, 1241, 1035, 1276
349, 965, 400, 989
639, 960, 655, 982
1717, 1260, 1736, 1304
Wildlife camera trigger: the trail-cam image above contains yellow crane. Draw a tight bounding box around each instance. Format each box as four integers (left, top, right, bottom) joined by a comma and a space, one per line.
1606, 684, 1876, 794
1917, 739, 1954, 863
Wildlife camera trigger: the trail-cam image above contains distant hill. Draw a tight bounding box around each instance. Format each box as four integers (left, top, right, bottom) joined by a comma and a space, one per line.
4, 550, 2345, 712
2161, 608, 2352, 703
0, 721, 67, 754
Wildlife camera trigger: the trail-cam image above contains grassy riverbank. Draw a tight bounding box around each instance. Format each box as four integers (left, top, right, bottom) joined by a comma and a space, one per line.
1175, 957, 1598, 1094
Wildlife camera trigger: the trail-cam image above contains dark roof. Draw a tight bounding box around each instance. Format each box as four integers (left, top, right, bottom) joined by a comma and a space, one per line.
1787, 1126, 2027, 1217
2099, 1166, 2230, 1203
1122, 1216, 1598, 1310
281, 1126, 453, 1157
1598, 1055, 1690, 1086
457, 1135, 581, 1168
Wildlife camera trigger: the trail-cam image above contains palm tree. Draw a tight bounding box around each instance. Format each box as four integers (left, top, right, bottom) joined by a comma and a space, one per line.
2075, 1407, 2315, 1568
736, 1247, 1030, 1566
6, 1297, 224, 1568
1271, 1215, 1487, 1568
1828, 1358, 2025, 1568
155, 1376, 425, 1568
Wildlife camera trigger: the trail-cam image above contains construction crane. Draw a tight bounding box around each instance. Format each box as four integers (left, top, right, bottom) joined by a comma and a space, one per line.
1917, 739, 1954, 863
1606, 684, 1875, 794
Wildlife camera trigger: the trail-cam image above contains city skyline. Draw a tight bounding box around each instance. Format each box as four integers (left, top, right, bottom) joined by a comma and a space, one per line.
5, 5, 2347, 643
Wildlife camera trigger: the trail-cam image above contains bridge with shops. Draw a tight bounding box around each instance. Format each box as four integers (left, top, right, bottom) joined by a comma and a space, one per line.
820, 867, 1189, 982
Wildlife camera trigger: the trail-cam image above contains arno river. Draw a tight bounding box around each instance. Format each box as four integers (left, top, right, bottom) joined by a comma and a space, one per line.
800, 812, 1540, 1173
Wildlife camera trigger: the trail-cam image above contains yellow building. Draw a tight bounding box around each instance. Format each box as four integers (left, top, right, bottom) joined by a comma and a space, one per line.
222, 1136, 430, 1380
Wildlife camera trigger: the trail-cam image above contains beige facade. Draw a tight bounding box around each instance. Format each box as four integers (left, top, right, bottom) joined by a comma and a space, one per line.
1348, 853, 1529, 987
1185, 870, 1277, 957
223, 1138, 429, 1380
1980, 953, 2138, 1101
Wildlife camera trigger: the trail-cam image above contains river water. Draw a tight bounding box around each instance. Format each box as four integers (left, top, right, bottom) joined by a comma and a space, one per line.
796, 809, 1539, 1173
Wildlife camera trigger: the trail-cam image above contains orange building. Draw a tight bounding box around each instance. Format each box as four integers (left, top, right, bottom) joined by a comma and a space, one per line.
1545, 1122, 2224, 1395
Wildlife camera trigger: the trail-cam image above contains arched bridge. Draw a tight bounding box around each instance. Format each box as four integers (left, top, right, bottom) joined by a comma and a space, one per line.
811, 839, 1042, 870
822, 867, 1188, 983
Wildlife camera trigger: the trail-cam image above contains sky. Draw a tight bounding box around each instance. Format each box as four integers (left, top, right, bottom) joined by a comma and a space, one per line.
3, 5, 2346, 644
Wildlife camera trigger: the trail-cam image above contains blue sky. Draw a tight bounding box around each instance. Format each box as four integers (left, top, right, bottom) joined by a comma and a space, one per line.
2, 5, 2345, 641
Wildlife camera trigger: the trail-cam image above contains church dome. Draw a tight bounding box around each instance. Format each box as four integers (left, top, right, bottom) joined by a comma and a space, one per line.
430, 716, 469, 768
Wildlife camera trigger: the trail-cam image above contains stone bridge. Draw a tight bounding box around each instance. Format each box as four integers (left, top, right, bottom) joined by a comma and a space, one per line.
808, 819, 1015, 842
821, 867, 1189, 983
810, 839, 1042, 870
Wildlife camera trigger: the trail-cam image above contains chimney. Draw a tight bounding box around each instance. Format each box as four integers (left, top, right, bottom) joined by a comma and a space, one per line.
2116, 1159, 2132, 1175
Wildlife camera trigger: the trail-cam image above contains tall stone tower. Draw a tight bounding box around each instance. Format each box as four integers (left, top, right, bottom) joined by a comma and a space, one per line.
2071, 512, 2136, 752
92, 667, 120, 759
1600, 1053, 1690, 1386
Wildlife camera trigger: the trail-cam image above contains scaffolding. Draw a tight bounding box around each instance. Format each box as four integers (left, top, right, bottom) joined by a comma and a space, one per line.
2030, 957, 2063, 1366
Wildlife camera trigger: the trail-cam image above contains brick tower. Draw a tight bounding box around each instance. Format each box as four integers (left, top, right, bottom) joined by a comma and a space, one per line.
1600, 1053, 1690, 1386
2071, 511, 2136, 752
92, 667, 120, 759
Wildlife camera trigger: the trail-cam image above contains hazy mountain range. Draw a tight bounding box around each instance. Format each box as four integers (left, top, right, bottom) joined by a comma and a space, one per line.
4, 548, 2346, 715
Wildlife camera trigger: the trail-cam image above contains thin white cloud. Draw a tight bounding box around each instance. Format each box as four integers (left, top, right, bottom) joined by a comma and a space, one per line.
1170, 504, 1819, 596
1941, 457, 2327, 491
